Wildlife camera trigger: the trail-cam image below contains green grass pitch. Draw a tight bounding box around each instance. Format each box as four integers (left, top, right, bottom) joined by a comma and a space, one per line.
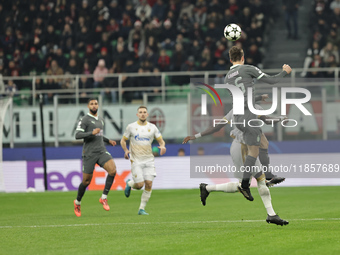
1, 186, 340, 255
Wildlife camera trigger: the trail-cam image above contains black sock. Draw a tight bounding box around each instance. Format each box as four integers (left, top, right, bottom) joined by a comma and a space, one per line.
259, 148, 275, 180
103, 174, 115, 196
77, 182, 89, 202
241, 155, 257, 189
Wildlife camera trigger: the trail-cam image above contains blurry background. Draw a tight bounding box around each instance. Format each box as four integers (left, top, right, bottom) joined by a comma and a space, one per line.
1, 0, 340, 192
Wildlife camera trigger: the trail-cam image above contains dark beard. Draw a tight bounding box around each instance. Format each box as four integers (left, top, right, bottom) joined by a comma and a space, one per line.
90, 109, 98, 115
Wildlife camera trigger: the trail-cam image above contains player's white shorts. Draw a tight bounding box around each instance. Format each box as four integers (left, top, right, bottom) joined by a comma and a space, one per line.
131, 161, 156, 183
230, 140, 263, 181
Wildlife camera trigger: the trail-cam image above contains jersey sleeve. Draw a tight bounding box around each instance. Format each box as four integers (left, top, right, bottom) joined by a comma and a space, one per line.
153, 125, 162, 141
76, 118, 87, 132
122, 125, 131, 140
245, 65, 265, 79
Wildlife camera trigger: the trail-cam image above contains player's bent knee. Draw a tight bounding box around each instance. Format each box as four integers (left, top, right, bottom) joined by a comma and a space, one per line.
135, 182, 144, 190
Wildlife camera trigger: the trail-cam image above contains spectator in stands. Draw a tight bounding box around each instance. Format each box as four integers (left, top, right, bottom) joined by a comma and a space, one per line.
128, 21, 146, 58
246, 44, 262, 68
109, 0, 122, 21
179, 1, 194, 19
157, 49, 170, 71
177, 13, 193, 37
79, 76, 93, 103
23, 47, 42, 74
44, 25, 59, 52
113, 44, 128, 71
189, 22, 204, 42
214, 58, 227, 84
324, 55, 338, 78
152, 0, 167, 21
79, 0, 91, 22
54, 48, 68, 70
301, 41, 321, 77
93, 59, 108, 89
140, 46, 158, 67
97, 47, 112, 68
47, 60, 64, 84
106, 18, 120, 41
160, 19, 176, 48
92, 0, 110, 21
198, 47, 212, 70
5, 80, 17, 97
84, 44, 97, 71
76, 26, 91, 52
189, 40, 202, 61
1, 27, 16, 54
307, 54, 325, 78
327, 29, 340, 47
320, 42, 339, 64
65, 59, 79, 74
171, 43, 187, 71
330, 0, 340, 10
136, 0, 152, 20
193, 0, 207, 26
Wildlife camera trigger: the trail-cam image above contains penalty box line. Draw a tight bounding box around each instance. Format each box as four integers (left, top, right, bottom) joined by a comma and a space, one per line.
1, 218, 340, 229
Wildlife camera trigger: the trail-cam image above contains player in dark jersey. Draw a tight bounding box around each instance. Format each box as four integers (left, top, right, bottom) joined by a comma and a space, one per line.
224, 46, 292, 201
73, 98, 117, 217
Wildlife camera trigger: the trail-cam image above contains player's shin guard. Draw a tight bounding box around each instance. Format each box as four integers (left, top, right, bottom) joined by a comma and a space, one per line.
241, 155, 256, 189
259, 148, 275, 179
256, 174, 275, 216
139, 190, 152, 210
77, 182, 89, 202
103, 173, 116, 196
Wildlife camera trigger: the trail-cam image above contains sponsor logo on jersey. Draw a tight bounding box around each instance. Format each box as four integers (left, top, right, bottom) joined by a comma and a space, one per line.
134, 134, 150, 141
228, 71, 239, 79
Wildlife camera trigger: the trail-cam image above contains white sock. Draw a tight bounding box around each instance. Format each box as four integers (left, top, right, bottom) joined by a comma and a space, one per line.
206, 182, 238, 193
75, 200, 81, 205
139, 190, 152, 210
101, 194, 107, 200
128, 180, 135, 188
257, 179, 276, 216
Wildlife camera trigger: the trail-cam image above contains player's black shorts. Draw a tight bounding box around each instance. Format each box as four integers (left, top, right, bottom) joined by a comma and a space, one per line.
234, 108, 262, 146
82, 151, 113, 174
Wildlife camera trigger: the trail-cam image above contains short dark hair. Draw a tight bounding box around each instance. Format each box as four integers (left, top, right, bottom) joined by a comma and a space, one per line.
138, 105, 148, 111
229, 46, 244, 62
88, 98, 98, 104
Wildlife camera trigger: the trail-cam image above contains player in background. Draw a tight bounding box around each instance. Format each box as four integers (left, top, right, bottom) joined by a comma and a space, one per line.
183, 101, 289, 226
225, 46, 292, 201
73, 98, 117, 217
120, 106, 166, 215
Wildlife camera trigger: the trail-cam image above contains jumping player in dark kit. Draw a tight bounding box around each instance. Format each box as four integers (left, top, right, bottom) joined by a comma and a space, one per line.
225, 46, 292, 201
73, 98, 117, 217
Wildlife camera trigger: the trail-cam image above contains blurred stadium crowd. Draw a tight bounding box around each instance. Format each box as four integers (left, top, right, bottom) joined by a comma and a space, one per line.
0, 0, 278, 103
302, 0, 340, 78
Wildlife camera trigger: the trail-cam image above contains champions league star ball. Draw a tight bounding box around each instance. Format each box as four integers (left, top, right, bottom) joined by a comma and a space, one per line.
224, 24, 242, 41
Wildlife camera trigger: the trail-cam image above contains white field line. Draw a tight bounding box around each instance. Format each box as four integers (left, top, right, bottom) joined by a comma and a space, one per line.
1, 218, 340, 229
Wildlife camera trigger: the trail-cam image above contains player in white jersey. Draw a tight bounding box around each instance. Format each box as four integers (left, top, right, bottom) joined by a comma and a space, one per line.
183, 96, 289, 225
120, 106, 166, 215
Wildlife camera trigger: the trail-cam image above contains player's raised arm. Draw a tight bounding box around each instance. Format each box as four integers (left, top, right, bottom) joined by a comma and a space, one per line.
248, 65, 292, 85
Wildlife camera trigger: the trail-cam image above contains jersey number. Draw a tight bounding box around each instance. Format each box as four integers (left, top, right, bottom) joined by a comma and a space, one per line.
235, 77, 245, 94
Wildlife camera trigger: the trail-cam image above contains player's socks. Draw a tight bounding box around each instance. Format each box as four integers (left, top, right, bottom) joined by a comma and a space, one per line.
241, 155, 257, 189
101, 194, 107, 200
75, 200, 81, 205
76, 182, 89, 202
139, 190, 152, 210
256, 174, 276, 216
103, 173, 116, 196
206, 183, 238, 193
259, 148, 273, 179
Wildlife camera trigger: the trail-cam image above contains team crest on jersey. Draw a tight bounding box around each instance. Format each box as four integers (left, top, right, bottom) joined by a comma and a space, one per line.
148, 129, 150, 132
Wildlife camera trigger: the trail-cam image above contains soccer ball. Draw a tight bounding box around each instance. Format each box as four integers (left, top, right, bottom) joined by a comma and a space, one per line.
224, 24, 242, 41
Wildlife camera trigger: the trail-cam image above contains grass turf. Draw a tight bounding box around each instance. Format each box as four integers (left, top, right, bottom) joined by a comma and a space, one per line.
1, 186, 340, 255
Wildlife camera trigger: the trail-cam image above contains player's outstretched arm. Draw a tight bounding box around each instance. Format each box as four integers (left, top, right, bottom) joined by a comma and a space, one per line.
75, 128, 101, 139
257, 65, 292, 85
120, 137, 130, 159
157, 137, 166, 156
